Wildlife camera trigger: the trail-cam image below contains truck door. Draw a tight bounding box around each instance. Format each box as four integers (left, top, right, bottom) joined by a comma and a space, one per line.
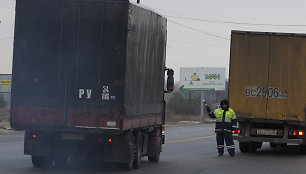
229, 33, 270, 119
65, 1, 126, 129
11, 0, 66, 127
267, 35, 306, 121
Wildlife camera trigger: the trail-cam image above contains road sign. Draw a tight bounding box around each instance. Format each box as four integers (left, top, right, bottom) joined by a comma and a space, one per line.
0, 74, 12, 93
180, 67, 226, 92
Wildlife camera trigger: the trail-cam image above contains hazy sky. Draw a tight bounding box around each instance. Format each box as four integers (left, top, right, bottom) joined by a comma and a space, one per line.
1, 0, 306, 80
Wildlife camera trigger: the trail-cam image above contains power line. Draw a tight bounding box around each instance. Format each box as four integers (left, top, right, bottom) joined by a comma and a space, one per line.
168, 15, 306, 27
168, 19, 230, 41
168, 40, 228, 47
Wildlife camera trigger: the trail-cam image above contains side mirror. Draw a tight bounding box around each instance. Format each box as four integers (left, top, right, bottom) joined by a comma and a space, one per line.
165, 68, 174, 93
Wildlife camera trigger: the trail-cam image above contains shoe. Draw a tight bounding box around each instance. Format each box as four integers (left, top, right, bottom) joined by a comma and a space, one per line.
218, 153, 224, 156
229, 153, 235, 157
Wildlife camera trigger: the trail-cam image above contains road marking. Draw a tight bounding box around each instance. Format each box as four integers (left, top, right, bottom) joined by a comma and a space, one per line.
166, 135, 216, 143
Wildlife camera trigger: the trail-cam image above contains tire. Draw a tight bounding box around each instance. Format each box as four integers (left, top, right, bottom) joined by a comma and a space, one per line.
270, 143, 278, 148
53, 156, 68, 169
121, 137, 134, 171
120, 160, 133, 171
133, 132, 142, 169
31, 155, 53, 168
239, 142, 257, 153
148, 151, 160, 162
299, 145, 306, 154
254, 142, 262, 150
148, 136, 161, 162
270, 143, 287, 148
239, 142, 249, 153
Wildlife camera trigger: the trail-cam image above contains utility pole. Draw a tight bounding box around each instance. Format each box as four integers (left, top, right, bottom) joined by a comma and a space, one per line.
200, 91, 204, 118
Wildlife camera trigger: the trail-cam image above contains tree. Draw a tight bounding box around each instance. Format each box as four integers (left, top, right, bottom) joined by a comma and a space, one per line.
167, 92, 201, 115
0, 95, 7, 108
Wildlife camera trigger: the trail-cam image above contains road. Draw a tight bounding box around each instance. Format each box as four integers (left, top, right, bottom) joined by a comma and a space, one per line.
1, 123, 306, 174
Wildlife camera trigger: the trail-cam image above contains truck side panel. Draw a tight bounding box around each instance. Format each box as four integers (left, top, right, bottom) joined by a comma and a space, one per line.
123, 4, 167, 129
267, 36, 306, 121
229, 33, 270, 119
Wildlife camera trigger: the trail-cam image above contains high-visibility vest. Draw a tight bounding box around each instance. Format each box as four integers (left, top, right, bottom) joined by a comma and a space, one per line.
214, 108, 236, 123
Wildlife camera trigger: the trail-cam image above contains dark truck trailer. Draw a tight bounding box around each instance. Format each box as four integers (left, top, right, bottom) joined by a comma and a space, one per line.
229, 30, 306, 153
11, 0, 174, 170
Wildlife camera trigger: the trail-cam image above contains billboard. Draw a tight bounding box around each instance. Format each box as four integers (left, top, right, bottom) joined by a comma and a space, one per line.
0, 74, 12, 93
180, 67, 226, 91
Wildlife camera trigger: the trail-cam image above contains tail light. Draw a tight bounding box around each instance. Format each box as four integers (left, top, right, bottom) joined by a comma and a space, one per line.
299, 131, 304, 136
162, 126, 165, 134
32, 134, 37, 139
107, 138, 113, 143
232, 129, 241, 134
289, 130, 304, 137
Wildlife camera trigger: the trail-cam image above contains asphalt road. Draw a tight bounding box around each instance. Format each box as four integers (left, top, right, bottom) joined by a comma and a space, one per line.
1, 123, 306, 174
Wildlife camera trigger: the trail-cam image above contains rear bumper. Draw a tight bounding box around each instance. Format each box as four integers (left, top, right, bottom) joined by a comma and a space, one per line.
233, 134, 303, 144
24, 129, 132, 163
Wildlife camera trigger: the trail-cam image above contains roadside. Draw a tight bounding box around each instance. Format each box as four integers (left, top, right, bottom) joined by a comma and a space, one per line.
0, 108, 16, 133
0, 109, 215, 131
0, 108, 10, 129
165, 114, 214, 127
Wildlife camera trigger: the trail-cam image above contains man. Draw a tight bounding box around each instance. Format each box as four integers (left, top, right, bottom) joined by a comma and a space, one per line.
205, 99, 237, 156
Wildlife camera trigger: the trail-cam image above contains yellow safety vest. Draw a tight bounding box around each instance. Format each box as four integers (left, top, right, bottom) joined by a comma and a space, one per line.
214, 108, 236, 123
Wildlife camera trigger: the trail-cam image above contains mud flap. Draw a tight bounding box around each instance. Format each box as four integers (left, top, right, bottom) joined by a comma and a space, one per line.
148, 128, 161, 157
24, 130, 52, 156
103, 139, 134, 163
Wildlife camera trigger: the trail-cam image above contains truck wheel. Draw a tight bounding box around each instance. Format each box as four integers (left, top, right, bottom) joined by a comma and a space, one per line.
120, 159, 133, 171
254, 142, 262, 150
239, 142, 256, 153
270, 143, 278, 148
53, 156, 68, 169
239, 142, 249, 153
31, 155, 53, 168
121, 153, 133, 171
270, 143, 287, 148
299, 145, 306, 154
133, 132, 142, 169
148, 136, 161, 162
120, 138, 134, 171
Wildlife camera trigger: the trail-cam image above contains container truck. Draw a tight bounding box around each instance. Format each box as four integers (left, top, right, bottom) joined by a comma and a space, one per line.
229, 30, 306, 153
11, 0, 174, 170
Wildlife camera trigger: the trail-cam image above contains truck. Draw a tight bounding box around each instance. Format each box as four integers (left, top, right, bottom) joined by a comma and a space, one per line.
10, 0, 174, 170
229, 30, 306, 153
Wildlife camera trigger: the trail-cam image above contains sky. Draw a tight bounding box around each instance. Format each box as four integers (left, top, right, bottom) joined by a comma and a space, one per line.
1, 0, 306, 80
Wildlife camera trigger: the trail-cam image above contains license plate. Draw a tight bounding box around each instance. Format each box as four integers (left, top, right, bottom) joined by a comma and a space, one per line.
256, 129, 279, 136
62, 134, 85, 140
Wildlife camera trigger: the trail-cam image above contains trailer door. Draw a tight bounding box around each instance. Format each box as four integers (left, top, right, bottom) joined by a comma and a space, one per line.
229, 33, 270, 119
11, 0, 66, 128
267, 35, 306, 121
65, 1, 126, 129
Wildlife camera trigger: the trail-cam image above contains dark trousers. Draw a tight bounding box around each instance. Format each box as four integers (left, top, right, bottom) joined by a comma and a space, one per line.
216, 131, 235, 155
